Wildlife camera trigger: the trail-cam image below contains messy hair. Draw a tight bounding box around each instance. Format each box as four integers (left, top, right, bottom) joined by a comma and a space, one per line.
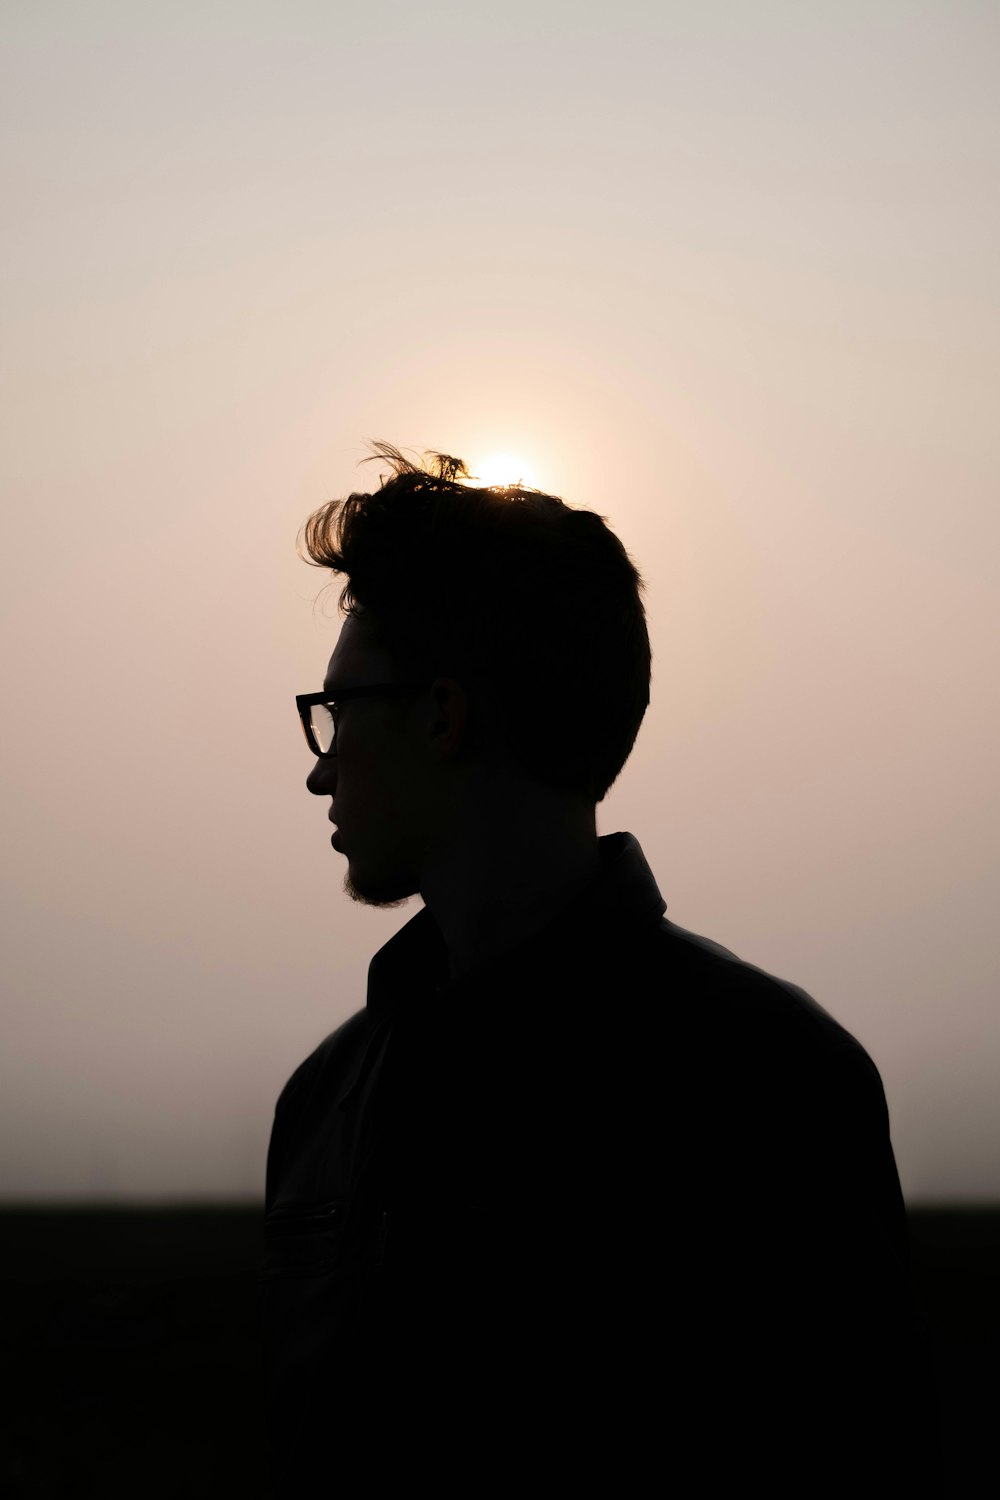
299, 441, 651, 804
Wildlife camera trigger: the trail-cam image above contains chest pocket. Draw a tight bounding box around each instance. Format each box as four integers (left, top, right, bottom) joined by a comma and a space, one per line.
261, 1199, 347, 1280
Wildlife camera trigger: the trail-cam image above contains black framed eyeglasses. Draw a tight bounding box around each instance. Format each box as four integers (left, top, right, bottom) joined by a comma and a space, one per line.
295, 684, 428, 758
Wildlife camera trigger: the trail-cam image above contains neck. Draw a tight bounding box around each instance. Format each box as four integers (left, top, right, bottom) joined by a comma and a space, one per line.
419, 770, 600, 985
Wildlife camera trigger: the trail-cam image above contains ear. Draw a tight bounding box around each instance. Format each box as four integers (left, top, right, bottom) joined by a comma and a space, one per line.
424, 677, 470, 759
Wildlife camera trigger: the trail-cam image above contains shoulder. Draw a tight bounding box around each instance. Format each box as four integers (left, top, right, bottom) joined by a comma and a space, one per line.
635, 915, 894, 1139
265, 1008, 373, 1211
272, 1007, 370, 1120
646, 914, 868, 1061
639, 919, 906, 1227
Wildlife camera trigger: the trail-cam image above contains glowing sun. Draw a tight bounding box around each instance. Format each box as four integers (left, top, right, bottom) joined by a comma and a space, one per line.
473, 452, 541, 490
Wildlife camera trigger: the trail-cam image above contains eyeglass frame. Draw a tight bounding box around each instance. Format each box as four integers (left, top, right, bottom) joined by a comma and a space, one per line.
296, 684, 430, 759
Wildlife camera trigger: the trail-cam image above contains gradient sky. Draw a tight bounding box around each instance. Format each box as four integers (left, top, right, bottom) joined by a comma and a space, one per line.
2, 1, 997, 1202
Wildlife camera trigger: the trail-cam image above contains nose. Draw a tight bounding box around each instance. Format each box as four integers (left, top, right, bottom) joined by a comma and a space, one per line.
307, 756, 336, 797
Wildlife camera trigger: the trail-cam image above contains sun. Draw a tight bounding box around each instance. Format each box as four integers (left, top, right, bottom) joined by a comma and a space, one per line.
473, 452, 541, 490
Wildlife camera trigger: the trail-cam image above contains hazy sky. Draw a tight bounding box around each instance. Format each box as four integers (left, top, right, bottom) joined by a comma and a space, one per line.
2, 1, 997, 1202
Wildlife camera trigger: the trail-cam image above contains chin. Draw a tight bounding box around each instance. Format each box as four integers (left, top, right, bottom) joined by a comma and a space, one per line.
342, 865, 418, 910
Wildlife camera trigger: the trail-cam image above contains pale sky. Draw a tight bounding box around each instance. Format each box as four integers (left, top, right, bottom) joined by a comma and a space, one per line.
2, 1, 997, 1203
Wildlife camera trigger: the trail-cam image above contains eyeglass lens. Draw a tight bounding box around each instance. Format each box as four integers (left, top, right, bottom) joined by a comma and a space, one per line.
310, 703, 336, 753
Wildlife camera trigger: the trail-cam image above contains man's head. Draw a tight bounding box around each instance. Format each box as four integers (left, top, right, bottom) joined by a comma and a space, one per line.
301, 442, 651, 908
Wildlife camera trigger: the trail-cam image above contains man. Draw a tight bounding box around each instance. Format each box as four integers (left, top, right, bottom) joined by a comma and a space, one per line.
261, 444, 941, 1492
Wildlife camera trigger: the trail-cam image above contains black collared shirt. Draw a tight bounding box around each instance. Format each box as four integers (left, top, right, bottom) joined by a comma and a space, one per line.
260, 832, 942, 1492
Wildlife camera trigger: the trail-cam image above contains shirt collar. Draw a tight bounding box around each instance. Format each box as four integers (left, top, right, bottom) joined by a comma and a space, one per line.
365, 831, 667, 1023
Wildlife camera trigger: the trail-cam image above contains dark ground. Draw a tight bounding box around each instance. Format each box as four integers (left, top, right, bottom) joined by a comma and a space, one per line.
0, 1205, 995, 1496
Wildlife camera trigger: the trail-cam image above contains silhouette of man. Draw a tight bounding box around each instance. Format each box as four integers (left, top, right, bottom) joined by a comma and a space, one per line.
260, 444, 941, 1493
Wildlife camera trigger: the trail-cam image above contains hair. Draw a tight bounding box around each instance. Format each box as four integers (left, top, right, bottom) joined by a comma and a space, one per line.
299, 441, 651, 804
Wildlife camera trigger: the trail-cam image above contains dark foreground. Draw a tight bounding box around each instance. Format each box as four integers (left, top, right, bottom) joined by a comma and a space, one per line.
0, 1205, 995, 1496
